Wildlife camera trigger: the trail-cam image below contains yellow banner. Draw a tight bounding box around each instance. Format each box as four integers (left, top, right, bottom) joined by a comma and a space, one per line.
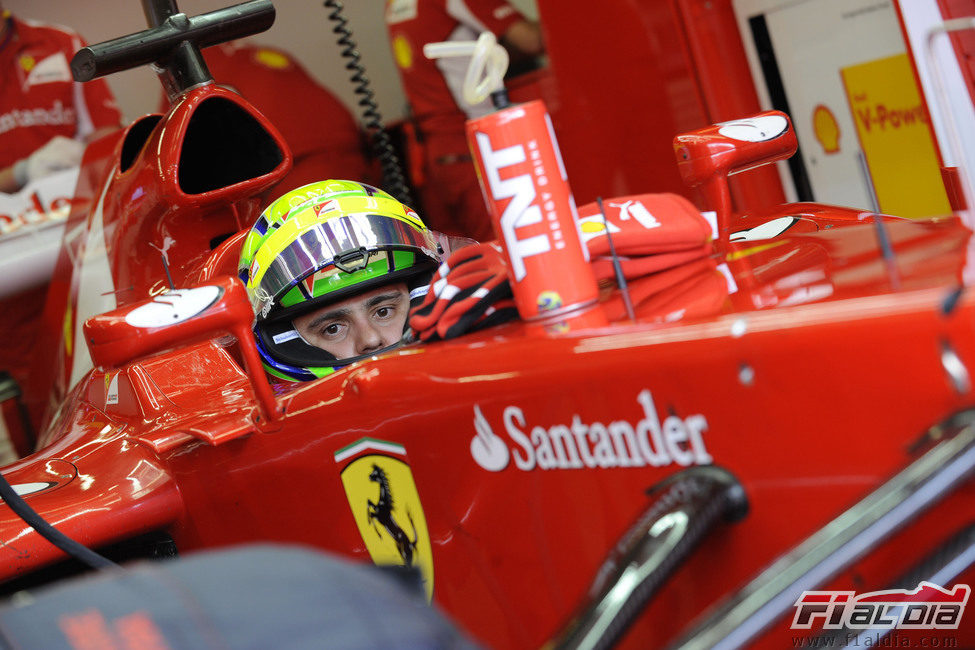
842, 53, 950, 218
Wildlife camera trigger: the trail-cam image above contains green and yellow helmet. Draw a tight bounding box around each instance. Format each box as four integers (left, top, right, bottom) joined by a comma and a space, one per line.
243, 183, 443, 382
237, 179, 400, 286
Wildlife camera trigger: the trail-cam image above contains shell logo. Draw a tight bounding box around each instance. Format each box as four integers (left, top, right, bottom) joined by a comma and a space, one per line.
580, 220, 606, 235
813, 104, 840, 154
254, 49, 290, 70
393, 34, 413, 70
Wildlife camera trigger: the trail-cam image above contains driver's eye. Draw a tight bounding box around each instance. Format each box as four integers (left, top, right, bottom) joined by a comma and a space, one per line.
323, 323, 341, 336
376, 307, 391, 318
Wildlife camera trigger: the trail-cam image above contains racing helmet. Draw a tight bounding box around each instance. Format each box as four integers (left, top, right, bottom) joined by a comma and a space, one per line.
243, 188, 443, 382
238, 179, 400, 285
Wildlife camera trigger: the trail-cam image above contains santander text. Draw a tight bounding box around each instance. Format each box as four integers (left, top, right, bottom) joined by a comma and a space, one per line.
501, 390, 711, 471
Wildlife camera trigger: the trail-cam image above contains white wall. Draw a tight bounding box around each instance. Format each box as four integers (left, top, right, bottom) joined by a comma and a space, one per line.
7, 0, 539, 128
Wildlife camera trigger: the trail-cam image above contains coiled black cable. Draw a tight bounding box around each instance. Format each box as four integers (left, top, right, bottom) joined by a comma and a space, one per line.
323, 0, 414, 207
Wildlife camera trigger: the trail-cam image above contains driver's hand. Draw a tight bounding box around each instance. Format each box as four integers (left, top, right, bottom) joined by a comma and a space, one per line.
409, 241, 518, 341
13, 136, 84, 188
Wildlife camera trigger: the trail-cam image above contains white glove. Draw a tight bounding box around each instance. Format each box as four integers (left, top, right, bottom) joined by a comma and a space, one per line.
13, 136, 84, 188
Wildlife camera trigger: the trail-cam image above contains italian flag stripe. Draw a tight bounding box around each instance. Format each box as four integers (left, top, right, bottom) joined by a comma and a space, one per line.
334, 437, 406, 463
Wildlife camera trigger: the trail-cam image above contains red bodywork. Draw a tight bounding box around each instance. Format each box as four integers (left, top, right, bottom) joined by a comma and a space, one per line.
2, 6, 975, 650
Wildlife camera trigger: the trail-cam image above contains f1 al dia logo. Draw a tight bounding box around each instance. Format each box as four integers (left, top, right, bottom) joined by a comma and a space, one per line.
792, 582, 970, 630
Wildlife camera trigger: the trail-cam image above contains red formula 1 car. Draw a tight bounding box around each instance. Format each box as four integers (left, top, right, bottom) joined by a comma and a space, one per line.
0, 1, 973, 648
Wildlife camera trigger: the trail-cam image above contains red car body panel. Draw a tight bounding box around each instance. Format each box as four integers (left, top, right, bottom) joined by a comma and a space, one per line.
3, 7, 975, 649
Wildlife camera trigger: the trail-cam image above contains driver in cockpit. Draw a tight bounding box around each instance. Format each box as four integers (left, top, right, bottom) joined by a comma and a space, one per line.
238, 179, 447, 382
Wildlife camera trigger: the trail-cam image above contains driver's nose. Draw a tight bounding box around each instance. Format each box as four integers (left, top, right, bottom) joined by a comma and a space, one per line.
355, 323, 385, 355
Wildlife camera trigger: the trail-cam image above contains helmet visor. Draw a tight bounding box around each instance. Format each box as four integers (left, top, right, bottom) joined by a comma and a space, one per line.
251, 212, 441, 319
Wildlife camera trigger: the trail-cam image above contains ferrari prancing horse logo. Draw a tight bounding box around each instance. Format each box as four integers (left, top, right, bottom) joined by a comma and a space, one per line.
337, 439, 434, 601
367, 464, 418, 565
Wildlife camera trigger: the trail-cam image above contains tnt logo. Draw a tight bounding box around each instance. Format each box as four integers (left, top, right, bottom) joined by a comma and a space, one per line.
474, 130, 548, 282
792, 582, 970, 630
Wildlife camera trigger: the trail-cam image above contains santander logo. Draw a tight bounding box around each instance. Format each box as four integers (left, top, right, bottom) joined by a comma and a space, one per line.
471, 390, 712, 472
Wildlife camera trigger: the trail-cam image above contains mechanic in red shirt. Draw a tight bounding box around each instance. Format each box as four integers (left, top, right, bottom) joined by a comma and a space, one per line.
384, 0, 543, 242
158, 41, 375, 196
0, 7, 121, 459
0, 6, 122, 193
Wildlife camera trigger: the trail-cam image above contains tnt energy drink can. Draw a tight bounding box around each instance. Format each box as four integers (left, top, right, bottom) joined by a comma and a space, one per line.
467, 99, 600, 321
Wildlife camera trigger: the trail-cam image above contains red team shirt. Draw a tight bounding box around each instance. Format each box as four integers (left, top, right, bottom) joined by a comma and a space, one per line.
385, 0, 525, 240
0, 13, 120, 441
0, 13, 121, 169
385, 0, 523, 140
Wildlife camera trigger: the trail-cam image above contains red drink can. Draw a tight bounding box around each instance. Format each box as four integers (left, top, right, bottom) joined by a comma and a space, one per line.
467, 99, 599, 321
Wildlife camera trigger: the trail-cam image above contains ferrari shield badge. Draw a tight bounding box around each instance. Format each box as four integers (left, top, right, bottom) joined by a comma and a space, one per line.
335, 438, 434, 601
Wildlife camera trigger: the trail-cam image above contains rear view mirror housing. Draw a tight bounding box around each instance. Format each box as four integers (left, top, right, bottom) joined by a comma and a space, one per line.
674, 110, 797, 243
83, 275, 281, 422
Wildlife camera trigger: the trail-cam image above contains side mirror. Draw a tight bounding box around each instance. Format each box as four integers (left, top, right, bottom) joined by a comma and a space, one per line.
83, 275, 281, 423
673, 110, 797, 243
